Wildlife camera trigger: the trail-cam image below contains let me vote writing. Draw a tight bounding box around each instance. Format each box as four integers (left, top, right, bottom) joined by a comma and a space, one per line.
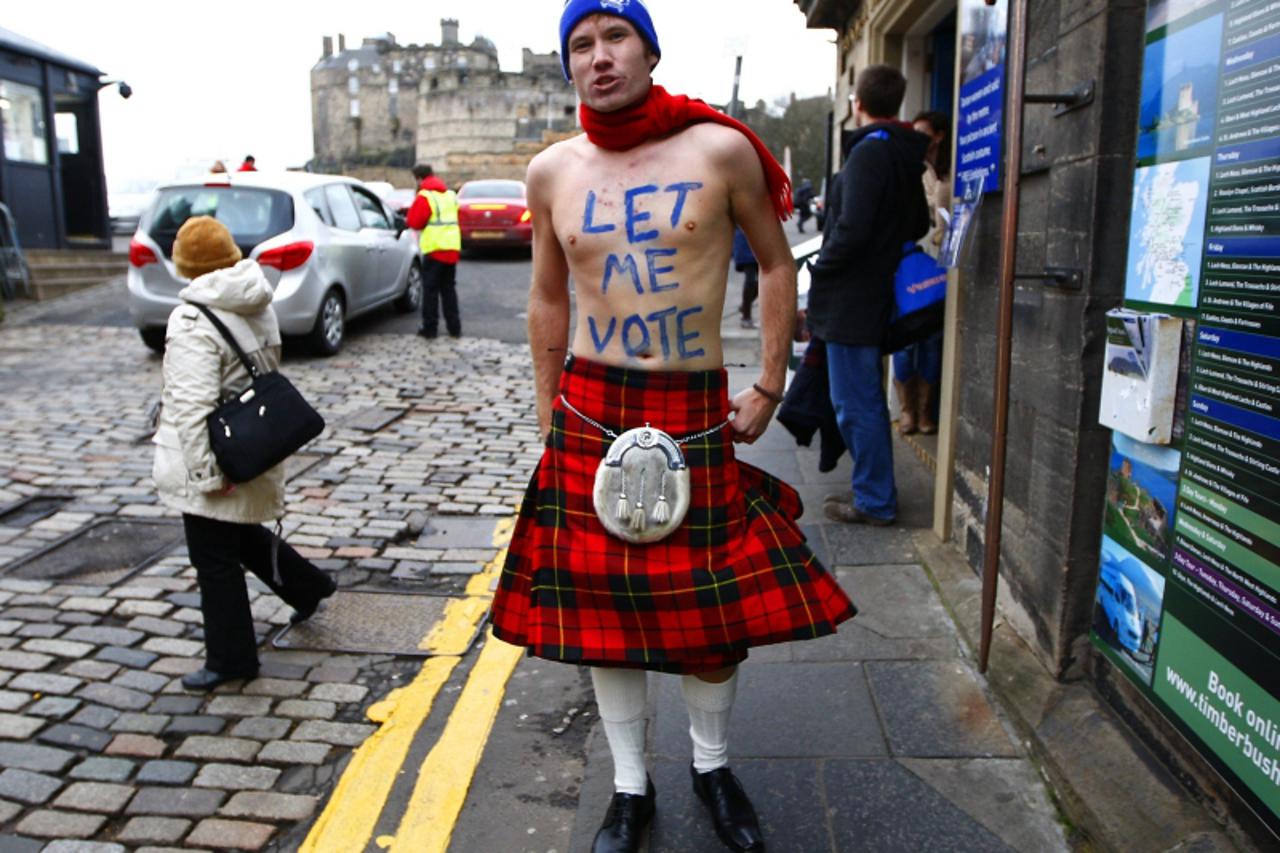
582, 181, 706, 360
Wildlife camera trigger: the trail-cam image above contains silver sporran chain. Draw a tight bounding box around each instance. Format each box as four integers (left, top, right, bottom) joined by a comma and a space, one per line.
558, 394, 730, 544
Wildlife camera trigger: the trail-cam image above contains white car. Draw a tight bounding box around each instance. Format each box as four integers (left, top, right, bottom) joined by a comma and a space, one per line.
127, 171, 422, 355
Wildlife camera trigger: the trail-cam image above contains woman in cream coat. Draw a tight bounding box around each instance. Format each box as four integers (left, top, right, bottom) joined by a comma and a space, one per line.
154, 216, 335, 691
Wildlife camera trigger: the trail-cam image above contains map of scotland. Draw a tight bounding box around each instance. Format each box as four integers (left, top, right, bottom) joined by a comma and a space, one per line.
1125, 157, 1211, 307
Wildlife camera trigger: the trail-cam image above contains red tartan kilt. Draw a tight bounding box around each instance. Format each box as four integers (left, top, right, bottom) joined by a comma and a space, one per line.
490, 355, 856, 673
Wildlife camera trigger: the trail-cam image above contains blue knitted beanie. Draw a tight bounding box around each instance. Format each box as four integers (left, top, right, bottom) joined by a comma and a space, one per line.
559, 0, 661, 80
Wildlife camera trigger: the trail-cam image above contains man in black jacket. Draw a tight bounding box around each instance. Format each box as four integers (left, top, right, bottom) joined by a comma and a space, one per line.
807, 66, 930, 525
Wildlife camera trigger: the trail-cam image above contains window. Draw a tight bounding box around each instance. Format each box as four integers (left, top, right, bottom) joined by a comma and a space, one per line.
458, 180, 524, 200
350, 187, 391, 229
348, 75, 359, 95
146, 186, 294, 256
323, 184, 362, 231
0, 80, 49, 165
350, 100, 361, 118
424, 56, 436, 70
304, 188, 332, 226
55, 112, 79, 155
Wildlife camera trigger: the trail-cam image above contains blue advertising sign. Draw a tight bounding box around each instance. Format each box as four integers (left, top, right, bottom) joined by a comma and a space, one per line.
954, 0, 1008, 195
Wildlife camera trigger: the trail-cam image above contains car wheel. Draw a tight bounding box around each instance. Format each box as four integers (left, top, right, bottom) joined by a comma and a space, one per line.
309, 289, 346, 356
139, 327, 166, 354
395, 262, 423, 314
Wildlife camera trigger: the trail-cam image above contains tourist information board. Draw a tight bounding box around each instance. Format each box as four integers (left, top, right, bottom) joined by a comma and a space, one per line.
1093, 0, 1280, 834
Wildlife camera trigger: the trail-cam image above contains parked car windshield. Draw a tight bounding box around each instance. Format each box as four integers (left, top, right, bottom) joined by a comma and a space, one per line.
146, 186, 295, 256
459, 181, 524, 199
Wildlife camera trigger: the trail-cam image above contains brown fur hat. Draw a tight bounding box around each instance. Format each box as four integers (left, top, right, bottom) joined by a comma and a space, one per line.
173, 216, 242, 280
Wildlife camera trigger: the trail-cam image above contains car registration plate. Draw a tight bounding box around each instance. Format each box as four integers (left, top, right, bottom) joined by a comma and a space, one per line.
470, 230, 504, 239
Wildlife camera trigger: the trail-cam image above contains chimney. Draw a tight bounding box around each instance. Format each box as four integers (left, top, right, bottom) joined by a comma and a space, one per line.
322, 36, 333, 59
441, 18, 460, 46
338, 34, 346, 52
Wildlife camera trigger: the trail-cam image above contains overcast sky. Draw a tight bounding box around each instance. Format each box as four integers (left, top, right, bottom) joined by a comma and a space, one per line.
6, 0, 836, 190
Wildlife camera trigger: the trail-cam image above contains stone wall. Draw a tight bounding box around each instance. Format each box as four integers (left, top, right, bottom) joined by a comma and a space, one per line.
947, 0, 1146, 677
310, 25, 575, 183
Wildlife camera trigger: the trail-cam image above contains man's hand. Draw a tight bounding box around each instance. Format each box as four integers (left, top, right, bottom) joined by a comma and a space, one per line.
729, 385, 780, 444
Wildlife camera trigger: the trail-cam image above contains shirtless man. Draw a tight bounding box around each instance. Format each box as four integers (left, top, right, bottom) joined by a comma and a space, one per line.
491, 3, 856, 852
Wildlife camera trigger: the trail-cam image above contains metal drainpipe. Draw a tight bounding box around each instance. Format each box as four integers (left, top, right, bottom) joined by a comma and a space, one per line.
979, 0, 1029, 674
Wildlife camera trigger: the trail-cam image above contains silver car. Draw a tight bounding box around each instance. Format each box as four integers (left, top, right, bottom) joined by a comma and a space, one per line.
127, 171, 423, 355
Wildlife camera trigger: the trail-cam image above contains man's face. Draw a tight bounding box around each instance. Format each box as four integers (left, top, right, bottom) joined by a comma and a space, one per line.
567, 14, 655, 112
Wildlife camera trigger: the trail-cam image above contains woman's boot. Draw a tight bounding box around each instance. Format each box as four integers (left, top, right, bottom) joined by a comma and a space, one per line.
917, 378, 938, 434
894, 380, 917, 435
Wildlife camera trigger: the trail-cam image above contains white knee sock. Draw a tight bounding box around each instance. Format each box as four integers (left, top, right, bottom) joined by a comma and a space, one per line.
591, 667, 649, 795
682, 669, 739, 773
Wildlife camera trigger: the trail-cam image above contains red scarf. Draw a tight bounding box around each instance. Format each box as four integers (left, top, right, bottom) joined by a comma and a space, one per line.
579, 85, 794, 221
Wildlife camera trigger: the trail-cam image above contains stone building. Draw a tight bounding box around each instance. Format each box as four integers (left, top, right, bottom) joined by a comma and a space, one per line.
793, 0, 1277, 848
310, 20, 578, 186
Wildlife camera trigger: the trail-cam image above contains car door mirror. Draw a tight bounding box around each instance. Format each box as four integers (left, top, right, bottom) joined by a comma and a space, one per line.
394, 212, 408, 237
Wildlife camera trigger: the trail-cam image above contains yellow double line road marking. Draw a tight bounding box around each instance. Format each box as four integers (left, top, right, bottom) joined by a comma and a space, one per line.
301, 518, 523, 853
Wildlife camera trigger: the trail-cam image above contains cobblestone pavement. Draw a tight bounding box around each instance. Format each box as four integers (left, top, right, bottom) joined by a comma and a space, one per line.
0, 319, 542, 851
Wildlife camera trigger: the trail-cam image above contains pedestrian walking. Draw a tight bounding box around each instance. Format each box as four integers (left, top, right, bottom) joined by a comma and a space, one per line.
806, 65, 931, 526
731, 227, 759, 329
152, 216, 336, 691
406, 163, 462, 338
490, 3, 856, 852
793, 177, 815, 233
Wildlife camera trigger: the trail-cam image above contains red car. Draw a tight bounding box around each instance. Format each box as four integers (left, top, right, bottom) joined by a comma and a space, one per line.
457, 179, 532, 249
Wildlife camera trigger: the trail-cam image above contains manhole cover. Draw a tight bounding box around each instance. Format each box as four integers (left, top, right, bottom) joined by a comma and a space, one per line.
0, 495, 74, 528
273, 590, 484, 657
417, 516, 499, 550
4, 518, 184, 584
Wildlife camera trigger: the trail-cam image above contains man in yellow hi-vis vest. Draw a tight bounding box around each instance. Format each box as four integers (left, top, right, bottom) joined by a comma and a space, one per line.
405, 163, 462, 338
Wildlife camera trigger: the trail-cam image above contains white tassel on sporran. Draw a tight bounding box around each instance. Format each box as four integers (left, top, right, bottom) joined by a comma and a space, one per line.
652, 471, 671, 525
629, 470, 647, 532
615, 470, 631, 521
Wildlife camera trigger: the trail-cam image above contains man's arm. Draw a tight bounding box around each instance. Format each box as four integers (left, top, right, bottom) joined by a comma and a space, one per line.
725, 134, 797, 443
405, 191, 432, 231
814, 143, 889, 269
525, 154, 571, 439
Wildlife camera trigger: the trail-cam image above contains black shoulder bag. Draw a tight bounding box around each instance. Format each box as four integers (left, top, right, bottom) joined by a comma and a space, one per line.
192, 304, 325, 483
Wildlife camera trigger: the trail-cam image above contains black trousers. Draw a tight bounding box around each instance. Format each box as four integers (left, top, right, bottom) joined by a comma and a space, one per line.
182, 514, 332, 674
421, 257, 461, 336
739, 263, 759, 321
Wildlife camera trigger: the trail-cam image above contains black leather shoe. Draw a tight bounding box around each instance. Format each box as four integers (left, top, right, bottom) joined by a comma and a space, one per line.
181, 667, 258, 692
290, 575, 338, 625
591, 778, 656, 853
691, 765, 765, 852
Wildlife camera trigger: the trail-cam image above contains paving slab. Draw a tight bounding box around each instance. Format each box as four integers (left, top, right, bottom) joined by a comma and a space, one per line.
649, 757, 832, 853
654, 663, 888, 760
865, 661, 1019, 759
898, 757, 1070, 852
824, 759, 1014, 852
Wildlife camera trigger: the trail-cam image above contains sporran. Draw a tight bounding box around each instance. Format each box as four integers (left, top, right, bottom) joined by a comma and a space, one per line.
560, 395, 727, 544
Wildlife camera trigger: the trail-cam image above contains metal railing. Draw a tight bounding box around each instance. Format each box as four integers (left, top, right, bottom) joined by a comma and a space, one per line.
0, 202, 31, 301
